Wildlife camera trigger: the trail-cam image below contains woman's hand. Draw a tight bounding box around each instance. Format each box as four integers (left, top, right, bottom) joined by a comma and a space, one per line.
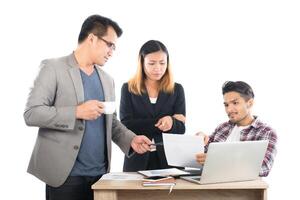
155, 116, 173, 132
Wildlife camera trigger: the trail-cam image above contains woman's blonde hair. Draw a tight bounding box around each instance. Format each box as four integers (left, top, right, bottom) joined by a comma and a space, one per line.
128, 40, 174, 95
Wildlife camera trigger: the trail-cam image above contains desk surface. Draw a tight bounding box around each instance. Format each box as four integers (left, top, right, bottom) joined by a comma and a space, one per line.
92, 175, 268, 200
92, 178, 268, 190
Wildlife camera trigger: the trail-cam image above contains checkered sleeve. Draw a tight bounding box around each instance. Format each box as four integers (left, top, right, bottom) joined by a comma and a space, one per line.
205, 122, 231, 152
259, 128, 278, 177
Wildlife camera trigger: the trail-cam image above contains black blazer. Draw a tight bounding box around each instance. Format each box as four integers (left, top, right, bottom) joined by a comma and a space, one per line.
120, 82, 186, 172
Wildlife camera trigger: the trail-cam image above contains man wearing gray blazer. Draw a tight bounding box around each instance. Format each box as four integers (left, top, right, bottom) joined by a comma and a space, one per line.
24, 15, 151, 200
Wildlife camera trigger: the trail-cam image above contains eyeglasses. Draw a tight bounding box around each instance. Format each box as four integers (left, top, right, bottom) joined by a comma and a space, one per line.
98, 37, 116, 51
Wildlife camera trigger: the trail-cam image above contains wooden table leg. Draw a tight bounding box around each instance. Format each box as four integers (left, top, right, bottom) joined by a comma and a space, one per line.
94, 190, 117, 200
262, 189, 267, 200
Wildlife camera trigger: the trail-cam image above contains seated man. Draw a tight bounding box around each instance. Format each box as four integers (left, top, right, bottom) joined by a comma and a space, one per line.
196, 81, 277, 177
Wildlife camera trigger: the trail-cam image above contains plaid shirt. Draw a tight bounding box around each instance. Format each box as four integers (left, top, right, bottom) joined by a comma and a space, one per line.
206, 117, 277, 177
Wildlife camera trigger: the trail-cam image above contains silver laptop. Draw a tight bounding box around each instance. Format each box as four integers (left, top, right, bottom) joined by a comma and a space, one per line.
181, 140, 268, 184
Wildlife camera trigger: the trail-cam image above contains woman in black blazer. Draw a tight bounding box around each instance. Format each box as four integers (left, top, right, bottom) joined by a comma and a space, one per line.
120, 40, 186, 172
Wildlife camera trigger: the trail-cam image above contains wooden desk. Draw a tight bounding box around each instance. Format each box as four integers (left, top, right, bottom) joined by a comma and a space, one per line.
92, 178, 268, 200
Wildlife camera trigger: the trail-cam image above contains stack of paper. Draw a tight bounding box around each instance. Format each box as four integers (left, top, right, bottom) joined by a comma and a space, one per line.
142, 176, 176, 186
101, 172, 144, 180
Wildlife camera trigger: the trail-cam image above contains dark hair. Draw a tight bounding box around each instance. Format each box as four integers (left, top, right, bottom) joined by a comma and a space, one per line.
139, 40, 169, 65
222, 81, 254, 100
78, 14, 122, 43
128, 40, 174, 95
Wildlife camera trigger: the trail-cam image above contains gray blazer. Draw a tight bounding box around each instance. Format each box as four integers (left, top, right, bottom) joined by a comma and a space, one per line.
24, 53, 135, 187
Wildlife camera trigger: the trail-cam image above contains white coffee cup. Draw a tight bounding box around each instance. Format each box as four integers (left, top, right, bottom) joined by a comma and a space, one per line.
103, 101, 116, 114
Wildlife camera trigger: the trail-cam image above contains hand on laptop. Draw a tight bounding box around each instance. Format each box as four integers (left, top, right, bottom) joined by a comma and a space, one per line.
196, 153, 207, 165
195, 131, 209, 145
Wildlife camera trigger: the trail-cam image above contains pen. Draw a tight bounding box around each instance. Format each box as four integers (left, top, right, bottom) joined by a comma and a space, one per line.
168, 183, 175, 194
149, 142, 164, 146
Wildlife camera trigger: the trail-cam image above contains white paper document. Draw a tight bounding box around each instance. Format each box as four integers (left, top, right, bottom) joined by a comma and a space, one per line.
138, 168, 189, 177
101, 172, 144, 180
163, 133, 204, 168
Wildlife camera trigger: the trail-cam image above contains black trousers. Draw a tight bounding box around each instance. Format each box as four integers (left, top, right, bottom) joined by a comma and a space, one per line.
46, 175, 102, 200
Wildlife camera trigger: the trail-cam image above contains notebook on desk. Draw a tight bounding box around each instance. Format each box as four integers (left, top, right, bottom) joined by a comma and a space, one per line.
181, 140, 268, 184
142, 176, 176, 186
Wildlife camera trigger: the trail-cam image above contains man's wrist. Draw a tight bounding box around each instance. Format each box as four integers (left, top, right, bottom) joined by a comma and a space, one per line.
75, 105, 82, 119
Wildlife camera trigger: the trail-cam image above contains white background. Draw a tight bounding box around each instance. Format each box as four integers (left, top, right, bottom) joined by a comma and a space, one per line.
0, 0, 299, 199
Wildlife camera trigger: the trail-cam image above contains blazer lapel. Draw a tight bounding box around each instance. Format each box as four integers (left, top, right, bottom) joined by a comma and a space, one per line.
67, 53, 84, 104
